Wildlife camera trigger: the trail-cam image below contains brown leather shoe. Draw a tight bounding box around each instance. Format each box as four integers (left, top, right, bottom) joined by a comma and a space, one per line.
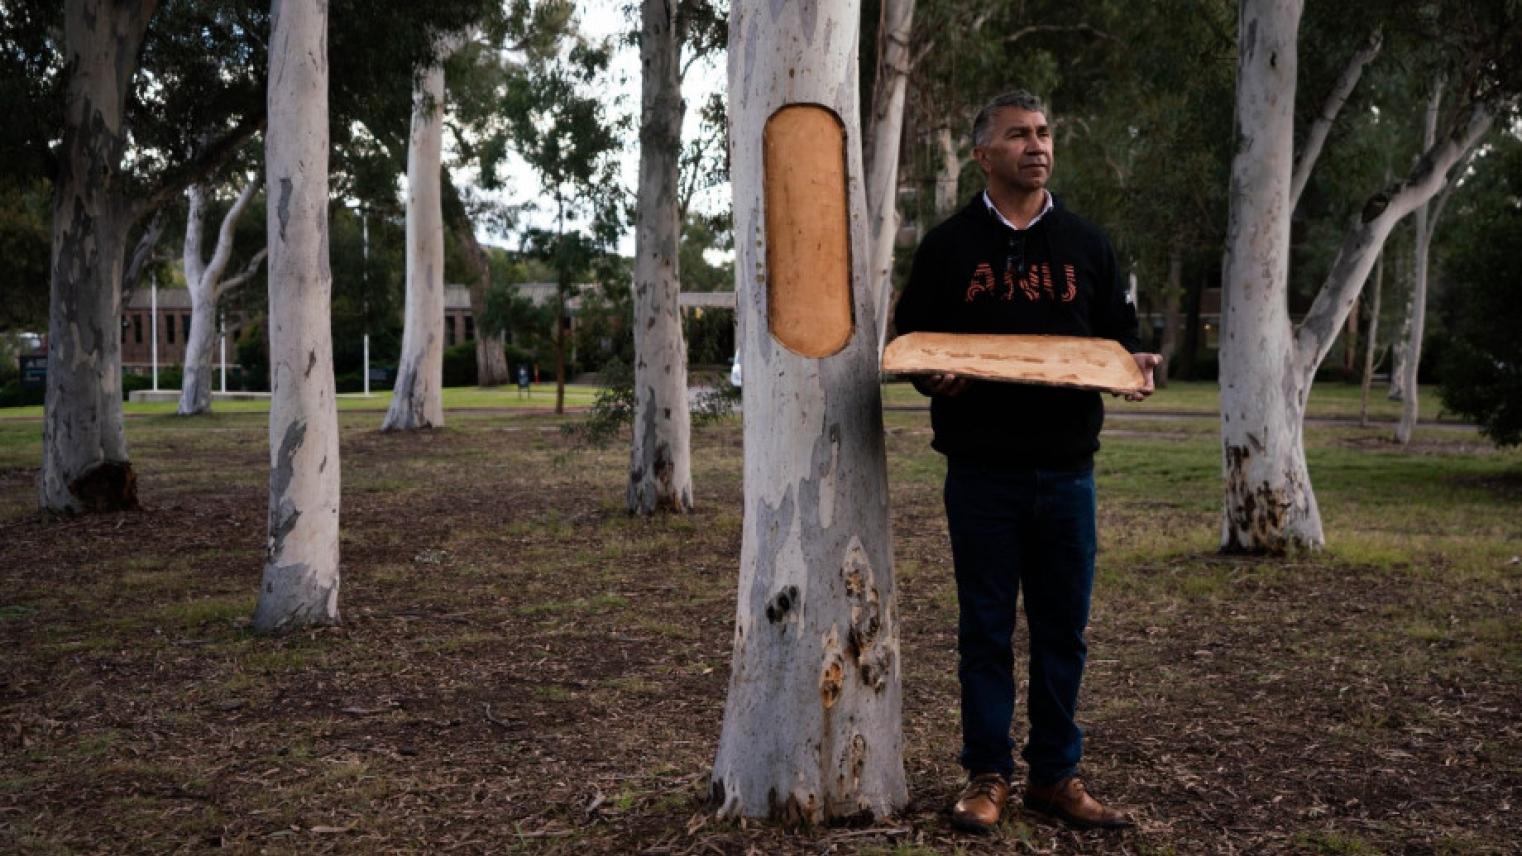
950, 772, 1011, 834
1023, 775, 1133, 830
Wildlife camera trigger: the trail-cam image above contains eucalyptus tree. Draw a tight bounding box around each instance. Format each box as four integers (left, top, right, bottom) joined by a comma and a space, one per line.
252, 0, 339, 633
1219, 0, 1519, 552
436, 3, 578, 389
488, 34, 628, 415
12, 0, 495, 511
711, 0, 905, 824
1394, 80, 1468, 445
178, 176, 267, 415
628, 0, 692, 512
248, 0, 537, 628
382, 37, 460, 432
627, 0, 724, 515
30, 0, 265, 512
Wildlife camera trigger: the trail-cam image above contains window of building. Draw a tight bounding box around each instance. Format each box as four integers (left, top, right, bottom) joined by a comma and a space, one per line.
183, 314, 191, 342
166, 312, 175, 344
446, 316, 456, 347
134, 315, 143, 344
465, 316, 474, 341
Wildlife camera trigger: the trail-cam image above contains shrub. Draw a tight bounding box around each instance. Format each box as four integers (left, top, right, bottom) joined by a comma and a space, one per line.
442, 342, 478, 388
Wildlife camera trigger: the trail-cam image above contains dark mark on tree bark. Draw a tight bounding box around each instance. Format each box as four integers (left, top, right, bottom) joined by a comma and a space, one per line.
765, 585, 799, 623
277, 177, 293, 240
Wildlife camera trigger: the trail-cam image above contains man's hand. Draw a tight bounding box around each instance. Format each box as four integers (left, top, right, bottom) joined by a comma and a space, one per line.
914, 372, 972, 398
1115, 353, 1162, 402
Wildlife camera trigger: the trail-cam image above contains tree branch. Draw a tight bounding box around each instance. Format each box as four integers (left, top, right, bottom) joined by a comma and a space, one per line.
1294, 99, 1494, 374
122, 210, 167, 310
200, 178, 261, 292
1003, 23, 1117, 44
1422, 119, 1482, 243
215, 248, 268, 298
1290, 28, 1382, 212
128, 109, 266, 225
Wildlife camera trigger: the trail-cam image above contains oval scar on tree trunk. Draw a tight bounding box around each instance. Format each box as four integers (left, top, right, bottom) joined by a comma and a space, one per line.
763, 104, 853, 358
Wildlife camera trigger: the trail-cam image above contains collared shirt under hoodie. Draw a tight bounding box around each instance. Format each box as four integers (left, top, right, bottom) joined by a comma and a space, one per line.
893, 192, 1141, 470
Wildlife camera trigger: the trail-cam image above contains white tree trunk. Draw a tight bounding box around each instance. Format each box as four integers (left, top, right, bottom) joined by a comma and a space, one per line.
1388, 276, 1411, 401
866, 0, 914, 357
1219, 0, 1317, 552
712, 0, 905, 823
382, 57, 448, 431
40, 0, 157, 513
180, 180, 262, 416
253, 0, 340, 634
629, 0, 693, 515
933, 125, 959, 217
1395, 82, 1444, 445
1358, 250, 1384, 426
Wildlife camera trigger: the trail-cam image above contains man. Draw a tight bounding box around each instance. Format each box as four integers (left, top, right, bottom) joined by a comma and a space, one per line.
892, 91, 1160, 834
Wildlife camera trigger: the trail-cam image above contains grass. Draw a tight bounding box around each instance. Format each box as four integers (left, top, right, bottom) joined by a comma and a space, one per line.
881, 378, 1455, 422
0, 383, 602, 420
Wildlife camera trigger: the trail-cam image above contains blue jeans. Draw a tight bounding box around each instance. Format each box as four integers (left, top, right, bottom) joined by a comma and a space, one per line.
943, 457, 1097, 786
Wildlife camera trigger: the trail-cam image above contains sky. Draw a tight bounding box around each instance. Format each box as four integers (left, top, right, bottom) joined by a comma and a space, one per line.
463, 0, 729, 256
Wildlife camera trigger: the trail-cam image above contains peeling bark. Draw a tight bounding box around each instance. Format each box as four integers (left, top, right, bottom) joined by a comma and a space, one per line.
712, 0, 905, 823
39, 0, 159, 513
628, 0, 693, 516
253, 0, 340, 634
382, 53, 450, 432
866, 0, 914, 357
179, 179, 263, 416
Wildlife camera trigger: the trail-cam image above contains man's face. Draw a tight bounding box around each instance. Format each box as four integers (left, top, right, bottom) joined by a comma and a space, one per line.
973, 107, 1053, 194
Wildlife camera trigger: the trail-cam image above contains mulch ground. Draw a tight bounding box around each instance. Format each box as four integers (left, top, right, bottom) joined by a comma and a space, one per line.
1, 409, 1519, 855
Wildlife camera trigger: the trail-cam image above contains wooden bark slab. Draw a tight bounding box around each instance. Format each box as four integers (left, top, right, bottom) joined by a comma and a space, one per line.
882, 332, 1145, 393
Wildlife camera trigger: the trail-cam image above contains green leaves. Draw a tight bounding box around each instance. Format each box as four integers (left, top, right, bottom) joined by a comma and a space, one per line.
1437, 134, 1522, 447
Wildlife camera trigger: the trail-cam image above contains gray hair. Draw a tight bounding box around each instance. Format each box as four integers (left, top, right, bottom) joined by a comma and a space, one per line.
971, 91, 1047, 147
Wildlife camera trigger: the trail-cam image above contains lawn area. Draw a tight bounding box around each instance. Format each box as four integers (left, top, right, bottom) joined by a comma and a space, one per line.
2, 379, 1449, 425
0, 384, 602, 420
1, 401, 1518, 854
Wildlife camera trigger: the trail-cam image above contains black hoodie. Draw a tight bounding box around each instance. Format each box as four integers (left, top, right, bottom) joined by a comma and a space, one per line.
892, 193, 1141, 469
